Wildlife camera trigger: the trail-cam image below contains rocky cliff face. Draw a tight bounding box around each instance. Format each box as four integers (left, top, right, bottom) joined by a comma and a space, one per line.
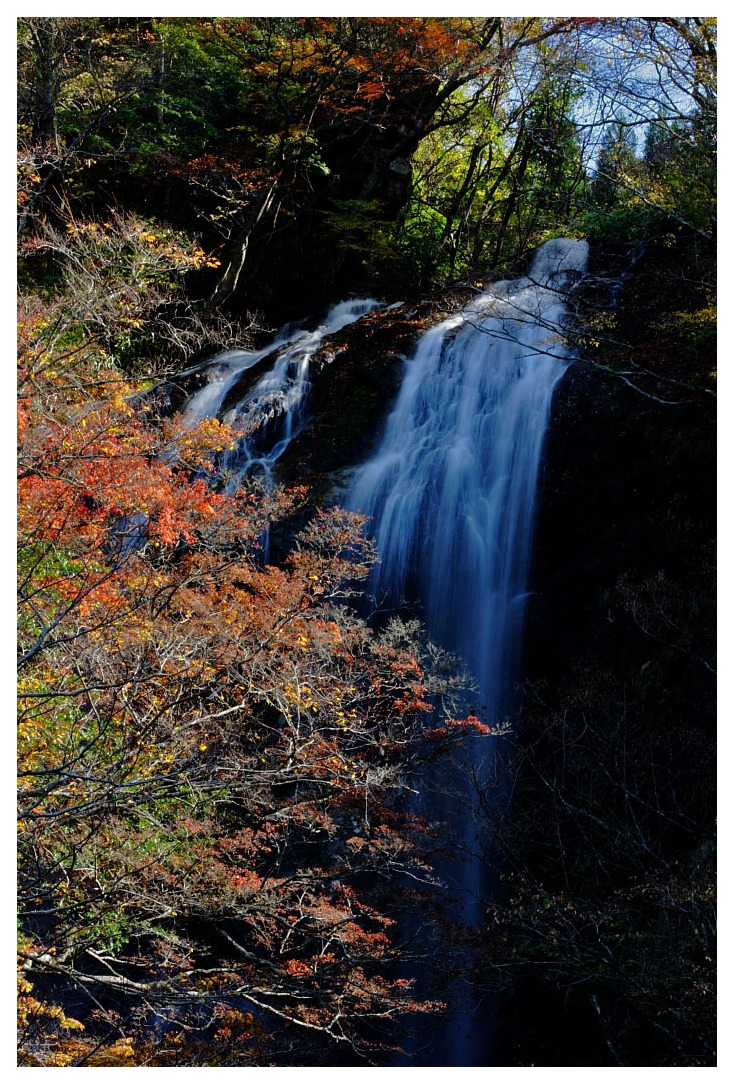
167, 243, 715, 710
495, 238, 715, 1067
526, 238, 715, 717
277, 242, 715, 1066
164, 234, 716, 789
274, 290, 476, 494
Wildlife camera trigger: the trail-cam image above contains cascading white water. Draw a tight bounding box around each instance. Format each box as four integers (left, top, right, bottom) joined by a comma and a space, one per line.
182, 299, 380, 489
348, 238, 589, 719
173, 250, 587, 1064
345, 237, 588, 1066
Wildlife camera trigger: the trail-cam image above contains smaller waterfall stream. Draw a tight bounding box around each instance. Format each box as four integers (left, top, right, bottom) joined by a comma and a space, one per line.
182, 298, 381, 489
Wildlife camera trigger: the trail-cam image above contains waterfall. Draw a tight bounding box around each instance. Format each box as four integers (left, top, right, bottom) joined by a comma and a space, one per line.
345, 238, 588, 1065
181, 298, 381, 489
171, 245, 588, 1064
347, 238, 588, 719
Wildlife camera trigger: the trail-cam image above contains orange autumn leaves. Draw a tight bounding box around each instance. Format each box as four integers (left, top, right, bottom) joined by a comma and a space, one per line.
17, 325, 451, 1064
17, 198, 491, 1063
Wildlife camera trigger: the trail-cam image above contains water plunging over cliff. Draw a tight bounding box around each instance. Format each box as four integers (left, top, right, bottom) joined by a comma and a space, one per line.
182, 298, 380, 488
173, 245, 588, 1064
348, 238, 588, 719
345, 238, 588, 1065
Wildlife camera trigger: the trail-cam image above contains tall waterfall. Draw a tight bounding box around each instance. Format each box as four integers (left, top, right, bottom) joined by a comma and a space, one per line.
172, 246, 587, 1064
345, 237, 588, 1066
182, 298, 380, 488
347, 238, 588, 719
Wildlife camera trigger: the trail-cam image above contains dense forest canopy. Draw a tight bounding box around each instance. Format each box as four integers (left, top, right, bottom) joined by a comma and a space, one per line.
18, 16, 715, 309
17, 16, 715, 1067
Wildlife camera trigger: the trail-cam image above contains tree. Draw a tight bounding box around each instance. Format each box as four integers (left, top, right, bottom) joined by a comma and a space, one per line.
475, 658, 715, 1066
380, 19, 590, 286
574, 18, 715, 245
16, 17, 716, 1065
17, 207, 487, 1066
18, 18, 159, 236
590, 117, 639, 210
181, 16, 512, 309
19, 16, 590, 309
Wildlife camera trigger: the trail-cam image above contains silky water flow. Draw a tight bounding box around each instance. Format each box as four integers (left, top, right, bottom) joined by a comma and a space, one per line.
182, 298, 381, 489
175, 243, 587, 1064
346, 238, 589, 1064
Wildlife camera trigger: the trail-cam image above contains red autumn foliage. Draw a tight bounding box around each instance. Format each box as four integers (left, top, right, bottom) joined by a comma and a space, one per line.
17, 298, 487, 1064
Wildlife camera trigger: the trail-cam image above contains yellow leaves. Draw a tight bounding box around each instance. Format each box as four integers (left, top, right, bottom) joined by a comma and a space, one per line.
663, 305, 716, 332
284, 681, 319, 712
101, 1038, 136, 1060
169, 415, 238, 467
17, 955, 85, 1036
